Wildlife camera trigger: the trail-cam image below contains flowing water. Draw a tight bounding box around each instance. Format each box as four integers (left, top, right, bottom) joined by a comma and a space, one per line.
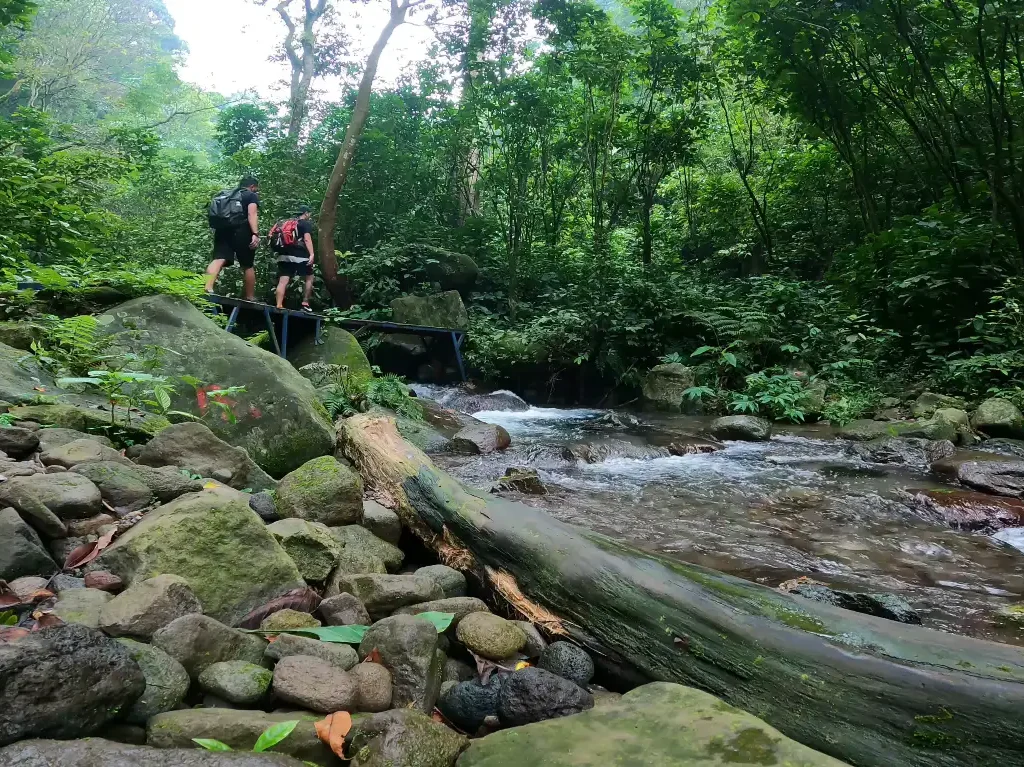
415, 387, 1024, 644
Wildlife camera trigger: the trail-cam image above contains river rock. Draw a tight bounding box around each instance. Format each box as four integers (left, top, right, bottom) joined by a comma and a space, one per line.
117, 638, 190, 724
972, 398, 1024, 438
977, 438, 1024, 459
359, 614, 445, 712
392, 290, 469, 329
450, 423, 511, 455
361, 500, 402, 544
99, 574, 203, 639
66, 512, 115, 538
263, 631, 358, 670
564, 439, 671, 463
459, 681, 848, 766
291, 325, 373, 383
415, 565, 467, 598
49, 573, 84, 592
491, 467, 546, 495
0, 624, 146, 746
539, 641, 595, 685
849, 436, 954, 466
931, 448, 1018, 478
934, 407, 975, 445
36, 427, 114, 453
0, 739, 308, 766
260, 609, 320, 631
136, 422, 274, 491
248, 491, 279, 522
71, 461, 153, 512
513, 621, 548, 658
456, 612, 527, 660
272, 654, 357, 713
351, 661, 394, 712
8, 402, 168, 442
710, 415, 772, 442
395, 597, 488, 626
331, 524, 403, 571
958, 460, 1024, 497
3, 472, 101, 520
779, 579, 920, 624
0, 506, 57, 580
84, 570, 123, 592
198, 660, 273, 705
0, 425, 39, 458
95, 487, 304, 625
317, 592, 371, 626
442, 388, 529, 414
900, 488, 1024, 532
911, 392, 967, 419
268, 518, 341, 582
438, 677, 506, 732
152, 614, 268, 680
39, 438, 128, 470
147, 709, 333, 765
418, 397, 482, 437
51, 587, 113, 628
497, 666, 593, 727
275, 455, 363, 526
325, 546, 387, 583
349, 708, 467, 767
641, 363, 695, 412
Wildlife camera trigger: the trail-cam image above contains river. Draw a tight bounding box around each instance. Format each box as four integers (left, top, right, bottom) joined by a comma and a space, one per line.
414, 388, 1024, 645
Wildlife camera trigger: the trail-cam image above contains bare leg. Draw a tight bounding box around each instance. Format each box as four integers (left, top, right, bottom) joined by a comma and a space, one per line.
242, 268, 256, 302
205, 259, 226, 293
275, 276, 290, 309
303, 273, 314, 304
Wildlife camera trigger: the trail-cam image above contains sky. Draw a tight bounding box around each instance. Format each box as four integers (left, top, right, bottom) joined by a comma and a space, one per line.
162, 0, 436, 100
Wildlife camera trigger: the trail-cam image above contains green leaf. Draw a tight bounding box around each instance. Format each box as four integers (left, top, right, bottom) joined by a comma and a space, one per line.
155, 388, 171, 411
192, 739, 233, 752
253, 720, 299, 753
415, 612, 456, 632
722, 352, 738, 367
691, 345, 714, 357
243, 625, 370, 644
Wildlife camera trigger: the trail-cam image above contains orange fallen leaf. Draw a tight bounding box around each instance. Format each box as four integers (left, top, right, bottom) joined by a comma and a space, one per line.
363, 648, 382, 664
314, 712, 352, 759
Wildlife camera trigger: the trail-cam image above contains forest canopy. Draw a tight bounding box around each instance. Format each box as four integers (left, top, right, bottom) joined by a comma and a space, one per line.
1, 0, 1022, 418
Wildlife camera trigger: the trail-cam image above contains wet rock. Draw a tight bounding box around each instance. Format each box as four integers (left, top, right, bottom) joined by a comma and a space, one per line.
563, 440, 670, 463
152, 614, 268, 680
911, 392, 967, 419
51, 587, 113, 628
331, 524, 404, 572
3, 472, 102, 519
0, 506, 57, 580
583, 412, 644, 431
36, 427, 114, 453
359, 614, 445, 712
849, 436, 954, 466
491, 467, 546, 495
84, 570, 123, 592
99, 574, 202, 639
417, 397, 482, 438
263, 631, 358, 670
539, 641, 595, 686
71, 461, 153, 512
40, 438, 129, 469
456, 612, 527, 660
0, 624, 146, 745
260, 609, 320, 631
248, 491, 279, 523
395, 596, 488, 626
198, 661, 273, 706
361, 500, 401, 544
348, 709, 467, 767
497, 667, 593, 727
117, 638, 190, 724
136, 422, 275, 491
934, 408, 976, 445
779, 578, 920, 624
450, 423, 512, 455
328, 574, 442, 619
641, 363, 695, 412
972, 397, 1024, 439
351, 661, 394, 712
272, 654, 357, 713
0, 739, 308, 766
147, 709, 334, 765
709, 415, 772, 442
900, 488, 1024, 532
931, 448, 1018, 478
666, 438, 723, 456
442, 388, 529, 414
268, 518, 341, 582
415, 565, 467, 598
274, 455, 362, 526
438, 677, 505, 732
318, 592, 371, 626
0, 425, 39, 459
514, 621, 548, 658
977, 438, 1024, 459
958, 460, 1024, 497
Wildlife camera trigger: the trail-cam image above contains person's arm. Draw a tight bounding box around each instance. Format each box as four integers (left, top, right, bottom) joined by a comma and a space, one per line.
304, 232, 315, 265
247, 203, 259, 248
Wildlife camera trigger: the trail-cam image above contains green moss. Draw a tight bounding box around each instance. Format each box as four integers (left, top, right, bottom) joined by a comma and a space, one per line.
706, 728, 779, 765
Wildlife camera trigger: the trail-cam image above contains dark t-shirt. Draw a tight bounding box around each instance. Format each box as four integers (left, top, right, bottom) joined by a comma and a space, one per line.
282, 218, 314, 261
238, 189, 260, 234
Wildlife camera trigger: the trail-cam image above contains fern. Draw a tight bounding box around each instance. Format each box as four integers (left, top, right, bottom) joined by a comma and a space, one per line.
366, 374, 422, 420
35, 315, 112, 376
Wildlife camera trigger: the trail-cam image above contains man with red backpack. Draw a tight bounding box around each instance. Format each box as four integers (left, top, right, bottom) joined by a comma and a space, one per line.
271, 205, 316, 311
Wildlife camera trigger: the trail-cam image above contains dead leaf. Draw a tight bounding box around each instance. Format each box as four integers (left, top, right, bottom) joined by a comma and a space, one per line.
0, 626, 30, 642
234, 588, 322, 629
363, 648, 382, 665
314, 711, 352, 759
469, 650, 515, 685
30, 611, 64, 629
63, 528, 117, 571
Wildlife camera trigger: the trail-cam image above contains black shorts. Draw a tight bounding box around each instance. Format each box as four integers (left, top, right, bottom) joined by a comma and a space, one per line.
277, 260, 312, 278
212, 227, 256, 269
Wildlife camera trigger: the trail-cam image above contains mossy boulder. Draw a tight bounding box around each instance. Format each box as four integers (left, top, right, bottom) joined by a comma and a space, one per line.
839, 418, 957, 442
912, 392, 968, 419
291, 326, 373, 385
349, 709, 467, 767
116, 638, 190, 724
99, 294, 334, 477
456, 612, 527, 660
972, 397, 1024, 439
0, 321, 45, 352
456, 682, 849, 767
136, 423, 274, 491
8, 402, 169, 441
275, 456, 363, 526
397, 243, 479, 295
330, 524, 404, 572
391, 291, 469, 330
260, 609, 321, 631
0, 341, 53, 404
641, 364, 695, 412
95, 487, 304, 625
267, 518, 341, 582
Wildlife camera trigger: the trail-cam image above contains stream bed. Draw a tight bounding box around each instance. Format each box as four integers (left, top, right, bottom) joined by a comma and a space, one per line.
416, 388, 1024, 645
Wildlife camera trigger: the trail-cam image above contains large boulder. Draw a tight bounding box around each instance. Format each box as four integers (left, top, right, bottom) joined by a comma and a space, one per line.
275, 455, 363, 526
0, 625, 146, 746
391, 291, 469, 330
0, 506, 57, 580
399, 243, 479, 295
0, 340, 53, 404
641, 364, 695, 412
0, 425, 39, 458
972, 397, 1024, 438
117, 638, 191, 724
136, 423, 274, 491
710, 415, 772, 442
152, 614, 267, 680
849, 436, 954, 467
291, 326, 373, 384
457, 682, 848, 766
99, 295, 334, 477
0, 739, 308, 767
359, 614, 446, 712
911, 392, 968, 419
438, 389, 529, 414
95, 488, 304, 625
349, 709, 467, 767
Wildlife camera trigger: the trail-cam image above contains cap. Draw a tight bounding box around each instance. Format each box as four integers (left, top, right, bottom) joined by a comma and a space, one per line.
297, 205, 311, 215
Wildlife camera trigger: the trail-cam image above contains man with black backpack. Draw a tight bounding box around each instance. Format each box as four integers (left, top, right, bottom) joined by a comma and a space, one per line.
271, 205, 316, 311
205, 176, 261, 300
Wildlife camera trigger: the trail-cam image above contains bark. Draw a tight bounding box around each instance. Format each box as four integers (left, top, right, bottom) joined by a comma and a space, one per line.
317, 0, 414, 308
340, 412, 1024, 767
276, 0, 330, 140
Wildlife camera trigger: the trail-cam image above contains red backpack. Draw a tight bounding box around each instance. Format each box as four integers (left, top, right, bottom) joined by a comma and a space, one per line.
269, 219, 300, 253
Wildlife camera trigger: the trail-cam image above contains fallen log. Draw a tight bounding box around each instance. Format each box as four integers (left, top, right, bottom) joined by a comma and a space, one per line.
339, 414, 1024, 767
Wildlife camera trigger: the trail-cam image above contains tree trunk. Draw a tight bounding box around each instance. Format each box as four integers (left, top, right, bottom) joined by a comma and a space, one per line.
317, 0, 410, 308
339, 413, 1024, 767
276, 0, 329, 140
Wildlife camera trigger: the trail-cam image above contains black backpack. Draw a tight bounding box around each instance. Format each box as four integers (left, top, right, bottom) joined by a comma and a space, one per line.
208, 188, 246, 229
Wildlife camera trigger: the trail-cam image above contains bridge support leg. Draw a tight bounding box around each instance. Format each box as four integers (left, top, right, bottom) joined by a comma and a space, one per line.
452, 331, 467, 382
281, 313, 290, 359
225, 306, 240, 334
262, 307, 281, 356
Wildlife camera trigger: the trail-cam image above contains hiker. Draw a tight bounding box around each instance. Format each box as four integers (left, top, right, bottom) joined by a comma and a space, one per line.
272, 205, 316, 311
205, 176, 261, 301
